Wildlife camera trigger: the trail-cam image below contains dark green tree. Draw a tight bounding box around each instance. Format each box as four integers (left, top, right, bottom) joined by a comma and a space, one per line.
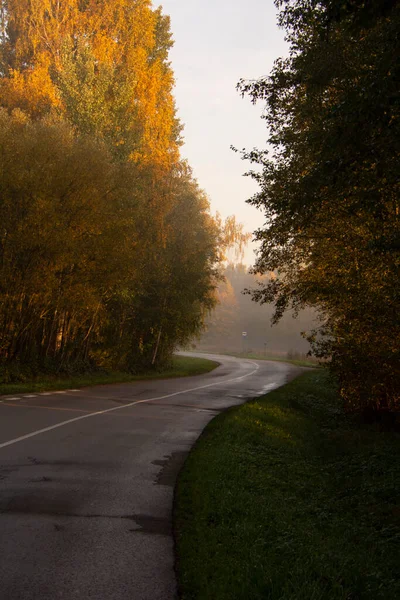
238, 0, 400, 412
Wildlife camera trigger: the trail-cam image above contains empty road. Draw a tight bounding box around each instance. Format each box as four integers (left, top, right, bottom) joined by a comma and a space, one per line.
0, 353, 302, 600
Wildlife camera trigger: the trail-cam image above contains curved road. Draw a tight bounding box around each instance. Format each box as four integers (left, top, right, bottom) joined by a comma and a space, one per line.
0, 353, 302, 600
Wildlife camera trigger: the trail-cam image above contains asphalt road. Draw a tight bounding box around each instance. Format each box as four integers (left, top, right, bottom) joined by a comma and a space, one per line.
0, 353, 303, 600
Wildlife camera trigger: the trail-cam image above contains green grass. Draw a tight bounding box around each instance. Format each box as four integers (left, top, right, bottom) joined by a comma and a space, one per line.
174, 371, 400, 600
0, 356, 219, 395
193, 348, 319, 368
228, 350, 320, 368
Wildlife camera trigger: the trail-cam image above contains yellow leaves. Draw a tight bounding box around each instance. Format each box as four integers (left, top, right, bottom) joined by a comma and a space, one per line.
0, 6, 220, 372
1, 0, 179, 167
90, 32, 116, 66
8, 0, 80, 61
0, 56, 60, 118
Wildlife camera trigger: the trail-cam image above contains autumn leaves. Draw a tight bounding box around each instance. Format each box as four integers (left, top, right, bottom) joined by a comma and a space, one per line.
0, 1, 224, 377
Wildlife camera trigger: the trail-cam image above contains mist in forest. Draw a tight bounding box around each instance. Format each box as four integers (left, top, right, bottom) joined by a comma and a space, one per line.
195, 264, 317, 358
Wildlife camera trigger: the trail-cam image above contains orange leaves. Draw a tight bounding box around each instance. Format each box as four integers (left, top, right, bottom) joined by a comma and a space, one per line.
6, 0, 81, 60
0, 60, 61, 118
1, 0, 179, 167
0, 3, 219, 373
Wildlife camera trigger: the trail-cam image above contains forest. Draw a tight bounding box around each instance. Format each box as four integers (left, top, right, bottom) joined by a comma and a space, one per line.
0, 0, 246, 381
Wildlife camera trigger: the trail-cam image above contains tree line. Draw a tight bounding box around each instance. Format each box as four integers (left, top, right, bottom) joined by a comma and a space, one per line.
239, 0, 399, 413
0, 0, 245, 380
198, 263, 316, 356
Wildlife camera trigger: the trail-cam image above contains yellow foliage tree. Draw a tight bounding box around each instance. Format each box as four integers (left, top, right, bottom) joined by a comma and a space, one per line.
0, 2, 235, 376
0, 0, 179, 166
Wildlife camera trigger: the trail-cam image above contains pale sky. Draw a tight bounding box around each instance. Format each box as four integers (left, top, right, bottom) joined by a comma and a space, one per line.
160, 0, 288, 264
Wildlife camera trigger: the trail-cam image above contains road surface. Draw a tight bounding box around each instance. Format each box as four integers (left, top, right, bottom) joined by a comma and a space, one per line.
0, 353, 303, 600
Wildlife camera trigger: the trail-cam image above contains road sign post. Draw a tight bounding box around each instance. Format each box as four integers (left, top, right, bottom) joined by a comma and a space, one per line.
242, 331, 247, 354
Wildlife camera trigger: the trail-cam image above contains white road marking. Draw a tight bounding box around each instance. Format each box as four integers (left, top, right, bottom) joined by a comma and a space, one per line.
41, 392, 53, 396
8, 397, 21, 401
0, 362, 259, 450
23, 395, 37, 398
54, 391, 67, 394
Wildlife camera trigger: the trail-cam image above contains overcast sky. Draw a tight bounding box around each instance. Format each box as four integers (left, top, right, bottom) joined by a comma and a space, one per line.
160, 0, 288, 264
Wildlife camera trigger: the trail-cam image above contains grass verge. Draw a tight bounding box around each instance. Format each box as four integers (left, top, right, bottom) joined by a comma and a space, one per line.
174, 370, 400, 600
193, 348, 319, 368
228, 351, 319, 368
0, 355, 219, 395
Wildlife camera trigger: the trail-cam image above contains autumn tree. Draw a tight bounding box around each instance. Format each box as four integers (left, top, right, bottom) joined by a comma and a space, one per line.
0, 2, 228, 378
239, 0, 400, 412
0, 109, 140, 374
0, 0, 180, 165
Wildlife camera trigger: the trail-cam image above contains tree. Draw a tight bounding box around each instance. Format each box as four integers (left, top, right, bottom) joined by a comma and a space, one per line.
0, 109, 137, 373
0, 2, 245, 379
127, 171, 221, 368
0, 0, 180, 165
238, 0, 400, 412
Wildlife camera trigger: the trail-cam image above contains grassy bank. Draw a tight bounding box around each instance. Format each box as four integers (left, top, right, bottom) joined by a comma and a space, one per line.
193, 348, 319, 368
0, 355, 219, 396
227, 351, 319, 368
174, 371, 400, 600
